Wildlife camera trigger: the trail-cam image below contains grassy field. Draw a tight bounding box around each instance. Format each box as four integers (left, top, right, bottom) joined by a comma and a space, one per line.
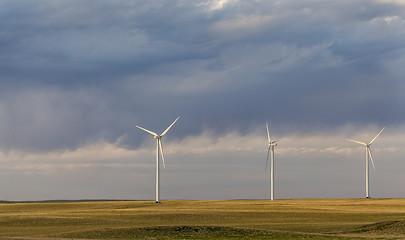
1, 198, 405, 239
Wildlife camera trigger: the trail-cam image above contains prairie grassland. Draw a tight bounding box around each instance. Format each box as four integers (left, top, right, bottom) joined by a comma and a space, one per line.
0, 198, 405, 239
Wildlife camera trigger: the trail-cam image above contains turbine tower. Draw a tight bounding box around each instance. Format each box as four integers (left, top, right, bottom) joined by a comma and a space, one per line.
266, 122, 278, 201
346, 127, 384, 199
136, 117, 180, 203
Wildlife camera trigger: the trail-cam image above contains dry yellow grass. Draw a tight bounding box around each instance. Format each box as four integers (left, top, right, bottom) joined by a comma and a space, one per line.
0, 198, 404, 239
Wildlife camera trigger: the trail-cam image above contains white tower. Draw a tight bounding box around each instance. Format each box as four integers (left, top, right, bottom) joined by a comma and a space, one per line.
347, 127, 384, 198
136, 117, 180, 203
266, 123, 278, 201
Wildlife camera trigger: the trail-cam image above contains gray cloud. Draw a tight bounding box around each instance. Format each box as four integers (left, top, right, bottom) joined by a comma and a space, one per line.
0, 0, 405, 200
0, 0, 404, 151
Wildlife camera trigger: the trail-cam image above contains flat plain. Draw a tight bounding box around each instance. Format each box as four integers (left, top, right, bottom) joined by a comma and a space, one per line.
1, 198, 405, 239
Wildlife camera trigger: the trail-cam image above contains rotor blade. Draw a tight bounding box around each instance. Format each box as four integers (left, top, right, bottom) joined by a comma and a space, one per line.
265, 147, 270, 171
368, 147, 376, 171
136, 126, 158, 136
369, 127, 385, 145
159, 139, 166, 168
346, 139, 367, 146
266, 122, 271, 144
161, 117, 180, 136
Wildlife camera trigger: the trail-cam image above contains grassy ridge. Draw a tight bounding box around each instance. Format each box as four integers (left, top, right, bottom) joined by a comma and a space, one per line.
0, 198, 405, 239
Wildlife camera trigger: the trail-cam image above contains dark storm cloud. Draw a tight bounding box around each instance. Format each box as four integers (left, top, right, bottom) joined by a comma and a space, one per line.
0, 0, 404, 151
0, 0, 216, 84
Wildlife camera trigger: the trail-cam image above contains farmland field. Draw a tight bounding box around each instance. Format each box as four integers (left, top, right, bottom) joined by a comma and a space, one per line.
1, 198, 405, 239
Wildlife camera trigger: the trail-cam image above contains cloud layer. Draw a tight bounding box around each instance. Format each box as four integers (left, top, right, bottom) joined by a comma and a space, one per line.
1, 126, 404, 200
0, 0, 404, 200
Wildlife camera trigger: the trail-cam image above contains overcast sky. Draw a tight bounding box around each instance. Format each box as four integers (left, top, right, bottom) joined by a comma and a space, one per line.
0, 0, 405, 201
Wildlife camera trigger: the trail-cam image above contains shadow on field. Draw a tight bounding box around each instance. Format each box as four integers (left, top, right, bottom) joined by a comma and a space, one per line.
53, 225, 364, 240
344, 220, 405, 235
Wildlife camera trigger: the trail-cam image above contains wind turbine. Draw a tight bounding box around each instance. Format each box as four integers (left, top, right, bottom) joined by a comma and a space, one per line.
136, 117, 180, 203
266, 122, 278, 201
346, 127, 385, 199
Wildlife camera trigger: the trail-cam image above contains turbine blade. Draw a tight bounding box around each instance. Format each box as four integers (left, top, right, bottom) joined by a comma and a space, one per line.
159, 139, 165, 168
161, 117, 180, 136
265, 147, 270, 171
266, 122, 271, 144
346, 139, 367, 146
369, 127, 385, 145
136, 126, 158, 136
368, 147, 376, 171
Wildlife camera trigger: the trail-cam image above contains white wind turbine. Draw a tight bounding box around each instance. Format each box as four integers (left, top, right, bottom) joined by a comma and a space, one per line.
346, 127, 385, 199
136, 117, 180, 203
266, 122, 278, 201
